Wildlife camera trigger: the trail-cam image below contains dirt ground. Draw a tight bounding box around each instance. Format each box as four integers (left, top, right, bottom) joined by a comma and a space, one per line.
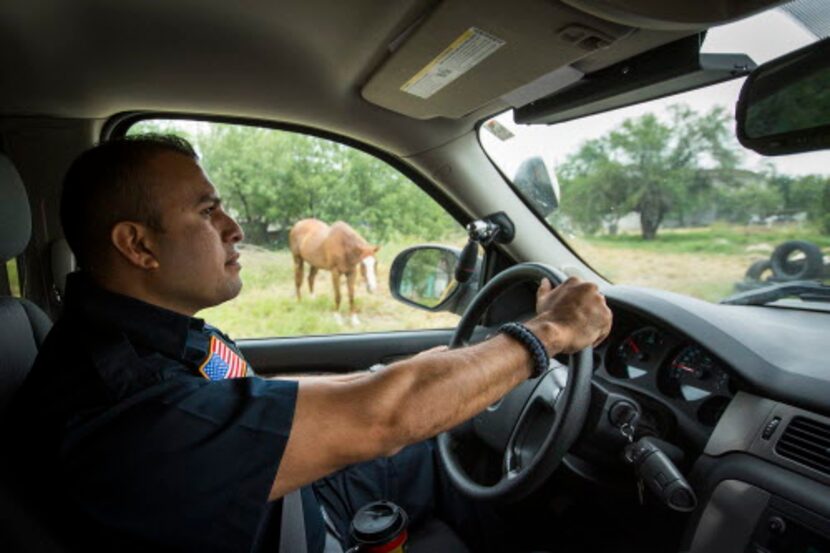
575, 240, 760, 301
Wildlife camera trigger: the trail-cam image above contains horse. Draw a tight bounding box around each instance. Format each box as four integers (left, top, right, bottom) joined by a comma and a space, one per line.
289, 218, 379, 325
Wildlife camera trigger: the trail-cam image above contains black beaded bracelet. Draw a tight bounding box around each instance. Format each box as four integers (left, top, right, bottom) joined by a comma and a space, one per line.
499, 322, 549, 379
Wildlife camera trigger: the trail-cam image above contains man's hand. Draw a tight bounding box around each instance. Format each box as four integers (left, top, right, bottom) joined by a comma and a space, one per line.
527, 277, 612, 354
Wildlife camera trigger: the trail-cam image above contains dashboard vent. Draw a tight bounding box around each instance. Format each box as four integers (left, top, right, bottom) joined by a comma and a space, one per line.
775, 416, 830, 476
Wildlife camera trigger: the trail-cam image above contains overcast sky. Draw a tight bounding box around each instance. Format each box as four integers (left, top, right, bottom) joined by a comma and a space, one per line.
482, 9, 829, 179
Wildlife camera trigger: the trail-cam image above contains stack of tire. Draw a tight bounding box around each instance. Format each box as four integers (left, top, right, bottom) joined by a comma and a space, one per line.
736, 240, 830, 292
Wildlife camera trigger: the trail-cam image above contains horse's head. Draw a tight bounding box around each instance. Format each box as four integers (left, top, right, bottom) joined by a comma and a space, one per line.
359, 245, 380, 293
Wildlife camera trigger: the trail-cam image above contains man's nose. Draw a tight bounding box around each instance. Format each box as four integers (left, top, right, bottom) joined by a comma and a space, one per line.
222, 212, 245, 243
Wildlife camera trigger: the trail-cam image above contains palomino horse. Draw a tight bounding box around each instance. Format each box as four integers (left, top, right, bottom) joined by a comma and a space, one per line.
289, 218, 379, 324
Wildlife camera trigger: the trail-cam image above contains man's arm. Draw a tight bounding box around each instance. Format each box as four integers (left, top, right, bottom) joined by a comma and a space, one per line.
270, 277, 612, 500
272, 346, 447, 384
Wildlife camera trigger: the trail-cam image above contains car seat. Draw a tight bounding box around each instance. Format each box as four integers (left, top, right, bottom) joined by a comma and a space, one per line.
0, 152, 65, 552
0, 153, 52, 412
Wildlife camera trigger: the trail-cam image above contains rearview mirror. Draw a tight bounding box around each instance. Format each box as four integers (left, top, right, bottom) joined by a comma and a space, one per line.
389, 246, 461, 311
737, 37, 830, 156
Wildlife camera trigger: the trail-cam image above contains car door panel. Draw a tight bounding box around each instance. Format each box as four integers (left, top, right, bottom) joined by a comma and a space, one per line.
240, 329, 456, 376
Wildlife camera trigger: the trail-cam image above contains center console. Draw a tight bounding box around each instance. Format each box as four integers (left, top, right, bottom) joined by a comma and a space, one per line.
683, 394, 830, 553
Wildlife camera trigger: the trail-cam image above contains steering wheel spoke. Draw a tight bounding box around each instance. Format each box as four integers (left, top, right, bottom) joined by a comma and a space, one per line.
502, 362, 568, 475
472, 375, 537, 453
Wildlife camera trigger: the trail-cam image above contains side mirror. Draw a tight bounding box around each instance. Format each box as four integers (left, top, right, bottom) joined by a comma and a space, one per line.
389, 246, 463, 312
737, 37, 830, 156
513, 156, 560, 216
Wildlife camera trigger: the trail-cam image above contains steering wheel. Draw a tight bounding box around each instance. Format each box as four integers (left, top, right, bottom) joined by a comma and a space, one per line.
437, 263, 593, 502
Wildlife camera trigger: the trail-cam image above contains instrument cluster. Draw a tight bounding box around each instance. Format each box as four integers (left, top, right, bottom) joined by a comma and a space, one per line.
600, 320, 737, 429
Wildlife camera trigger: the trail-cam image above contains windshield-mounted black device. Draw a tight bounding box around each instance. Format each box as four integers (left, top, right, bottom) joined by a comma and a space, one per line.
720, 281, 830, 306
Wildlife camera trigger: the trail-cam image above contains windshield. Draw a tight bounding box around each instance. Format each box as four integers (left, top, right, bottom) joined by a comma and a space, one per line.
481, 7, 830, 305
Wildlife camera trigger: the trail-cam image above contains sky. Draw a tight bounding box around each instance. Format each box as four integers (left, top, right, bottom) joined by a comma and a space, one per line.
481, 9, 830, 180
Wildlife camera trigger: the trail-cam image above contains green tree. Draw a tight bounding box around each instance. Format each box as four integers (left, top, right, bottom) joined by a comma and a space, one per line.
558, 140, 630, 234
557, 105, 740, 239
787, 174, 830, 234
716, 177, 783, 222
195, 124, 457, 245
129, 121, 459, 246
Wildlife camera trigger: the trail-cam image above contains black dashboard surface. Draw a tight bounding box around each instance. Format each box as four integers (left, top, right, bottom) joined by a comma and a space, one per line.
604, 285, 830, 419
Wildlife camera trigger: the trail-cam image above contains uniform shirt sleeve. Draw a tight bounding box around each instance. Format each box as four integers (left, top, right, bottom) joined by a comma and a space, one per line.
60, 375, 298, 552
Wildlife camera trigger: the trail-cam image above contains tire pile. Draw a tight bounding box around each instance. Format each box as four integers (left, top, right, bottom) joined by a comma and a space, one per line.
736, 240, 830, 292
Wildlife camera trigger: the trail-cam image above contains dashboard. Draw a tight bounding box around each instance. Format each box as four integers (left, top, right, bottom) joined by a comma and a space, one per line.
593, 307, 739, 450
417, 272, 830, 551
488, 275, 830, 551
496, 279, 830, 455
593, 285, 830, 552
601, 284, 830, 419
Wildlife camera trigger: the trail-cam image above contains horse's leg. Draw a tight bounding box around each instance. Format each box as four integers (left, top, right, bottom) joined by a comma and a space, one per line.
331, 270, 344, 324
292, 255, 304, 301
346, 269, 360, 326
308, 267, 318, 297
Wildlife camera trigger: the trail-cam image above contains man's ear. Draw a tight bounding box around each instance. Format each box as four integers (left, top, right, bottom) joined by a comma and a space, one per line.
110, 222, 160, 270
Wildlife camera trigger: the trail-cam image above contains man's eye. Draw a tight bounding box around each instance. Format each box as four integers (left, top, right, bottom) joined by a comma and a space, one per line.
201, 207, 215, 217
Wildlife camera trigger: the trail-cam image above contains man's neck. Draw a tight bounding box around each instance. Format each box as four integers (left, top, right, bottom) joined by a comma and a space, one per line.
88, 270, 197, 317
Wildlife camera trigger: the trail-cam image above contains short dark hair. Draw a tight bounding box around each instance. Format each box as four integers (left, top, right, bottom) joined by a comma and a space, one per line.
60, 134, 198, 270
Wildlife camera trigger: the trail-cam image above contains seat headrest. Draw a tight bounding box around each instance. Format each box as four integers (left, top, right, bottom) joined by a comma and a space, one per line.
0, 154, 32, 262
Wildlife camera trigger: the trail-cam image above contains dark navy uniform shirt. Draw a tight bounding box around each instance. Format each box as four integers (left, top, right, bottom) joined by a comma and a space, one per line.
7, 272, 324, 552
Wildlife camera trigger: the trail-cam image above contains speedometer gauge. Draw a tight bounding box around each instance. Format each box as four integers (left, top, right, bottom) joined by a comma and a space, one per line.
606, 327, 664, 379
660, 345, 730, 401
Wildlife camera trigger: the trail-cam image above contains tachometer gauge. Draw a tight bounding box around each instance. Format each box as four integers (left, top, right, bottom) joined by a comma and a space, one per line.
606, 327, 664, 379
661, 345, 730, 402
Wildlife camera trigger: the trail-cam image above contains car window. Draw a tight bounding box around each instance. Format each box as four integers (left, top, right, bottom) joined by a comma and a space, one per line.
480, 9, 830, 305
127, 120, 463, 338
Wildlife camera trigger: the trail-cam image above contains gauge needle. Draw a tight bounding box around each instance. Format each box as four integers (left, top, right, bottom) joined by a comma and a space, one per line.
627, 338, 640, 354
676, 363, 696, 373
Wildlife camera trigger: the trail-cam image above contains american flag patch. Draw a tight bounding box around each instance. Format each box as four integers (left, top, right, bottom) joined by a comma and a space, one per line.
198, 335, 249, 381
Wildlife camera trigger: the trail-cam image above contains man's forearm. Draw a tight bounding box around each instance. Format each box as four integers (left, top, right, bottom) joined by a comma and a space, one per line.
367, 321, 561, 450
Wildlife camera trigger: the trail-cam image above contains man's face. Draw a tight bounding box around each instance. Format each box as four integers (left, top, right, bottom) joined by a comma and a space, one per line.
145, 152, 244, 315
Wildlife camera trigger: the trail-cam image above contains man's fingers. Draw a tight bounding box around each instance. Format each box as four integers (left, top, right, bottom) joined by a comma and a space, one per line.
535, 278, 553, 312
537, 278, 552, 298
592, 331, 609, 349
532, 274, 614, 353
591, 297, 614, 348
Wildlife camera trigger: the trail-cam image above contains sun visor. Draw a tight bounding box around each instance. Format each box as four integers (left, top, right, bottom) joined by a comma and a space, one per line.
514, 35, 756, 125
561, 0, 786, 31
361, 0, 637, 120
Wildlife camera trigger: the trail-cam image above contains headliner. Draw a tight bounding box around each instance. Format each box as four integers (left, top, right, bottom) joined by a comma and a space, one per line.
0, 0, 785, 156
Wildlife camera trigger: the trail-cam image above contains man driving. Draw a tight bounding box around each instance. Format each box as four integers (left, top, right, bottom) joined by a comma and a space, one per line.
7, 135, 612, 552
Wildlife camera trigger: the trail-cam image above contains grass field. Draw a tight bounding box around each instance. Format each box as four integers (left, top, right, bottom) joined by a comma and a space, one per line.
201, 225, 830, 338
200, 238, 463, 338
585, 224, 830, 255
